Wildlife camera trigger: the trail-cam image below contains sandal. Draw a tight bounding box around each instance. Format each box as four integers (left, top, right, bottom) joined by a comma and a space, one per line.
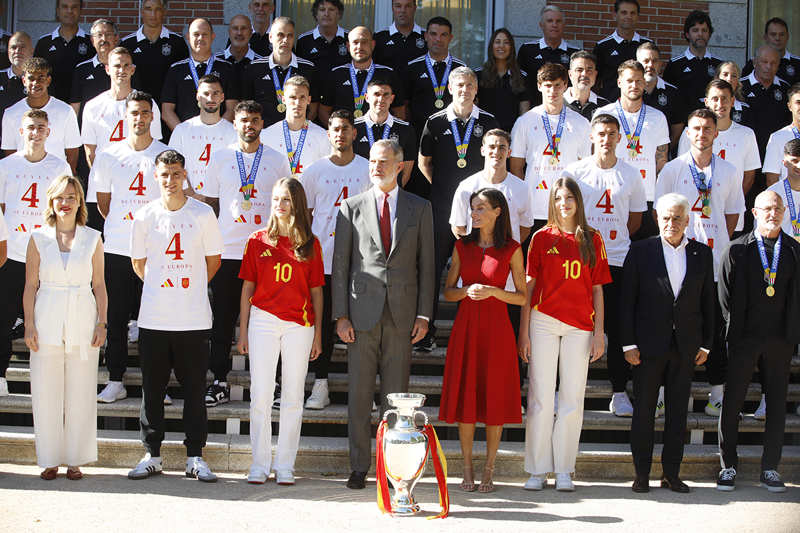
478, 464, 495, 493
66, 467, 83, 480
460, 463, 476, 492
40, 467, 58, 480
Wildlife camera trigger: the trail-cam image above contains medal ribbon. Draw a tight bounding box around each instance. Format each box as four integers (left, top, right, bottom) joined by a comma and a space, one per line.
541, 105, 566, 162
282, 120, 308, 175
365, 120, 391, 147
425, 54, 452, 102
271, 66, 292, 106
450, 115, 475, 162
616, 101, 646, 153
235, 144, 263, 201
783, 179, 800, 236
792, 126, 800, 140
755, 231, 781, 289
689, 153, 715, 208
348, 63, 375, 114
189, 56, 215, 88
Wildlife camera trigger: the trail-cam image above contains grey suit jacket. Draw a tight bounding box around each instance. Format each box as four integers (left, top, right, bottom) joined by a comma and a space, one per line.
331, 187, 435, 332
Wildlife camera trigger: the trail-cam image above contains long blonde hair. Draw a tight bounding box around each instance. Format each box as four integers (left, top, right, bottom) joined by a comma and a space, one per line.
265, 177, 316, 261
43, 175, 88, 227
547, 177, 597, 268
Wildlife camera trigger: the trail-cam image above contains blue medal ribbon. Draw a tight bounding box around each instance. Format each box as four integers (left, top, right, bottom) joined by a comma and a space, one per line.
282, 120, 308, 175
450, 115, 475, 161
271, 66, 292, 106
189, 56, 215, 89
792, 126, 800, 140
616, 101, 646, 155
755, 231, 781, 290
235, 144, 263, 201
348, 63, 375, 113
541, 105, 566, 163
689, 153, 715, 210
783, 179, 800, 236
365, 119, 391, 147
425, 55, 452, 103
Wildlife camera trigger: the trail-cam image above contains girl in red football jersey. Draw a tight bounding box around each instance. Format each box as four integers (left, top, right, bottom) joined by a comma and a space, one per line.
238, 177, 324, 486
518, 176, 612, 492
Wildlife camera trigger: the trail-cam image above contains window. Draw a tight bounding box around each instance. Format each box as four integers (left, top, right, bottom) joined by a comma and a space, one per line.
750, 1, 797, 59
279, 1, 375, 35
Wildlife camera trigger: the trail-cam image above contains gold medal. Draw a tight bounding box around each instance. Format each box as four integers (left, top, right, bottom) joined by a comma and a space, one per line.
549, 155, 559, 166
766, 285, 775, 297
795, 235, 800, 243
702, 205, 712, 217
628, 148, 638, 159
456, 158, 467, 168
277, 103, 286, 113
354, 109, 363, 118
241, 199, 252, 211
434, 98, 444, 109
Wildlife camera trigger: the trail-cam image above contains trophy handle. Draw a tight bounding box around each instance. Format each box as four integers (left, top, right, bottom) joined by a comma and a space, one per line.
413, 410, 429, 428
382, 409, 400, 422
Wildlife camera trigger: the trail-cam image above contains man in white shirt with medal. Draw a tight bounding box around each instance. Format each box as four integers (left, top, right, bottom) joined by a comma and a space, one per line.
763, 84, 800, 186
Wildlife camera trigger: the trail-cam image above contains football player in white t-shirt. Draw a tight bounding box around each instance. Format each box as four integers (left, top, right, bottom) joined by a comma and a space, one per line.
128, 149, 223, 483
678, 79, 761, 232
260, 75, 329, 178
81, 47, 162, 167
655, 108, 746, 417
90, 91, 168, 404
510, 63, 591, 223
0, 109, 71, 395
563, 113, 647, 417
1, 57, 80, 172
594, 59, 670, 239
302, 109, 370, 409
763, 85, 800, 186
169, 74, 236, 197
200, 100, 290, 406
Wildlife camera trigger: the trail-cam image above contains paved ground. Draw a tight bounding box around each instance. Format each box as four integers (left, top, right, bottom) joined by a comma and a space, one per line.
1, 463, 798, 532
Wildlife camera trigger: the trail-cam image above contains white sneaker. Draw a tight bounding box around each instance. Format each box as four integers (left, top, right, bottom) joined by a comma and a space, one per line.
97, 381, 127, 403
655, 386, 665, 418
754, 394, 767, 420
163, 393, 173, 405
705, 393, 723, 417
276, 470, 295, 485
128, 454, 162, 479
305, 379, 330, 410
524, 474, 546, 491
247, 466, 267, 484
127, 320, 139, 343
186, 456, 217, 482
555, 473, 575, 492
610, 392, 634, 417
0, 377, 8, 396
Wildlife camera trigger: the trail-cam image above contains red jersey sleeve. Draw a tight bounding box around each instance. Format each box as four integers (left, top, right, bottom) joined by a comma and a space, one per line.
308, 238, 325, 288
239, 234, 260, 283
526, 231, 544, 279
590, 231, 613, 286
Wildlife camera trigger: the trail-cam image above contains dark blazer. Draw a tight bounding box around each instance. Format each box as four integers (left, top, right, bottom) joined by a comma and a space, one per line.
718, 230, 800, 346
621, 236, 715, 358
331, 187, 435, 332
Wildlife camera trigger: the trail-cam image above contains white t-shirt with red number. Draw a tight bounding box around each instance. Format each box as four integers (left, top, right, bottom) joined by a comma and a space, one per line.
168, 116, 237, 195
80, 90, 163, 150
260, 120, 331, 178
762, 124, 799, 181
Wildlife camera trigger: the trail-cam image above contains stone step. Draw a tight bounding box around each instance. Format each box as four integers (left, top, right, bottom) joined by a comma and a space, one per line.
1, 426, 797, 480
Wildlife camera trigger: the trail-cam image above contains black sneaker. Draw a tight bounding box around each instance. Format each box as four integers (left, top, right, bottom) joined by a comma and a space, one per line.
760, 470, 786, 493
716, 467, 736, 491
413, 335, 436, 353
204, 381, 229, 407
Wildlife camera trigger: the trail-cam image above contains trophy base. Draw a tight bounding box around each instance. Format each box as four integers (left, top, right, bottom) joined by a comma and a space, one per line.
391, 493, 420, 515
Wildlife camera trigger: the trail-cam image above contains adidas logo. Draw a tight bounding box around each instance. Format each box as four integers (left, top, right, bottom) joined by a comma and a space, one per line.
419, 73, 428, 79
358, 135, 367, 142
386, 40, 394, 45
747, 92, 755, 97
49, 45, 56, 51
683, 66, 692, 73
134, 47, 142, 53
536, 180, 548, 190
260, 249, 272, 257
161, 278, 174, 288
535, 54, 542, 59
611, 50, 618, 56
184, 75, 192, 80
262, 74, 271, 80
546, 246, 559, 255
442, 129, 452, 135
309, 47, 318, 54
87, 74, 94, 80
343, 80, 351, 86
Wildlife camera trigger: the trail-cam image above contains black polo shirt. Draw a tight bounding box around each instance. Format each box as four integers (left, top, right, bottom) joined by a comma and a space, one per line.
564, 88, 610, 122
121, 26, 189, 104
593, 31, 652, 97
404, 53, 467, 135
0, 68, 24, 140
517, 38, 580, 105
227, 30, 272, 57
0, 30, 10, 71
241, 54, 319, 127
730, 100, 755, 129
69, 56, 111, 122
321, 61, 404, 115
419, 105, 499, 220
740, 72, 792, 157
663, 48, 722, 112
161, 56, 240, 123
295, 26, 349, 76
214, 46, 263, 91
642, 77, 689, 127
373, 22, 427, 73
475, 67, 532, 133
34, 26, 95, 102
743, 51, 800, 87
353, 114, 416, 162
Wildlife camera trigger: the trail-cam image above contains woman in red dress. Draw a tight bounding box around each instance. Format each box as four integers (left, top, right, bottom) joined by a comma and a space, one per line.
439, 188, 527, 493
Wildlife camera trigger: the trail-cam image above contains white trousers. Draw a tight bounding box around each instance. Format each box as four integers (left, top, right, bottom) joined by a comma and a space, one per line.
30, 344, 99, 467
248, 307, 314, 473
525, 311, 592, 475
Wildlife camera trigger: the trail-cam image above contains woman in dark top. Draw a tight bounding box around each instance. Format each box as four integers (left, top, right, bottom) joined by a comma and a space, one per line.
475, 28, 531, 133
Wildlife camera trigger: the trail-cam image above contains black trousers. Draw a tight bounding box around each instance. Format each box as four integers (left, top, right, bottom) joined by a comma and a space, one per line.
138, 328, 210, 457
429, 216, 456, 338
719, 336, 792, 471
704, 285, 727, 386
604, 266, 627, 392
631, 202, 658, 241
0, 259, 25, 378
209, 259, 243, 382
630, 335, 693, 479
105, 253, 143, 381
308, 274, 333, 380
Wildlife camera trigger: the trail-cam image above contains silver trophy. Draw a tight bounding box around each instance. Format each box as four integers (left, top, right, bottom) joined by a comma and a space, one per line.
381, 393, 430, 515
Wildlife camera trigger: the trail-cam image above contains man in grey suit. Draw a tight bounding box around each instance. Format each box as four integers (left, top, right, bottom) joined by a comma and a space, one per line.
332, 139, 435, 489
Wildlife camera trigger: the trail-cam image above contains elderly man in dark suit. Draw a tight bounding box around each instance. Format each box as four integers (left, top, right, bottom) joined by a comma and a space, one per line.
332, 138, 435, 490
717, 190, 800, 493
621, 192, 716, 493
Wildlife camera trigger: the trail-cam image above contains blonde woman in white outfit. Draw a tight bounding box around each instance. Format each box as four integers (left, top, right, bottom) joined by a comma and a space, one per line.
22, 175, 107, 481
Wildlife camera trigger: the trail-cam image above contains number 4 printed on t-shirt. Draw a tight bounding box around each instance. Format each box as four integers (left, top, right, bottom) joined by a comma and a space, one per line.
109, 120, 125, 142
165, 232, 185, 260
21, 182, 39, 208
334, 186, 349, 207
199, 144, 211, 166
129, 171, 146, 196
595, 189, 614, 214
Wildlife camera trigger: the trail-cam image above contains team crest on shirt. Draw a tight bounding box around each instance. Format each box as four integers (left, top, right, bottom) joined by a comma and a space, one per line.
162, 43, 172, 56
732, 110, 742, 122
560, 54, 569, 64
775, 90, 783, 101
182, 277, 190, 289
787, 65, 796, 77
474, 124, 484, 137
658, 93, 668, 106
707, 65, 715, 77
390, 133, 400, 143
416, 38, 425, 49
78, 43, 88, 55
609, 230, 617, 240
338, 44, 347, 56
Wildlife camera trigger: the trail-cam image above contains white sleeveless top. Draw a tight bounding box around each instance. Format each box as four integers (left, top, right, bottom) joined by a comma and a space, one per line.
32, 225, 100, 356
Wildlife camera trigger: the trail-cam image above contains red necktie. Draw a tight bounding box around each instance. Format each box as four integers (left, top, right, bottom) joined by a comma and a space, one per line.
380, 192, 391, 254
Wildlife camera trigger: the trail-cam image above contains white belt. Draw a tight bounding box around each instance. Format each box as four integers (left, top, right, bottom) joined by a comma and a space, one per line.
39, 282, 94, 360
